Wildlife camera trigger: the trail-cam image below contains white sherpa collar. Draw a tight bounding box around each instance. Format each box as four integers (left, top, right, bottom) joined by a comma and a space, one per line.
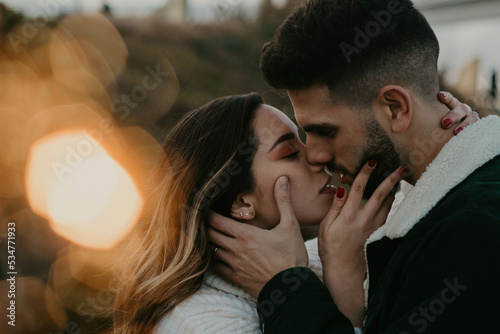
367, 115, 500, 244
363, 115, 500, 309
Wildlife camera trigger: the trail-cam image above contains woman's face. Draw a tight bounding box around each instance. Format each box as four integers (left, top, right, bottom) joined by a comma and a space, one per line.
232, 104, 336, 229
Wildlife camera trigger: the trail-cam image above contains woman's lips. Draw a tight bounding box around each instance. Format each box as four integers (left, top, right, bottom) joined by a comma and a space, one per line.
320, 184, 337, 194
320, 175, 336, 194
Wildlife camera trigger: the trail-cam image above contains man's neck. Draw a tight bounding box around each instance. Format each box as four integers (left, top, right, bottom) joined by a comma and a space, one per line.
403, 102, 456, 185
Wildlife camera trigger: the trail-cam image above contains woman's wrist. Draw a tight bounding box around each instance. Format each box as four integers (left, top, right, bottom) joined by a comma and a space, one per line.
321, 259, 366, 327
320, 250, 366, 278
323, 272, 366, 327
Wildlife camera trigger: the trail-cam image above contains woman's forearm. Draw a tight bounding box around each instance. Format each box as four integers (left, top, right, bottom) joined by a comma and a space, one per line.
322, 259, 366, 328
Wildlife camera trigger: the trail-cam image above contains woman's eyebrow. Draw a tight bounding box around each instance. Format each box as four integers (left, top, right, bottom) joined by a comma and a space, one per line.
268, 132, 295, 153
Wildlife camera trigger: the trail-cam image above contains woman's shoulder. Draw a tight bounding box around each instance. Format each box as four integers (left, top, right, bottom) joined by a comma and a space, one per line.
154, 272, 261, 334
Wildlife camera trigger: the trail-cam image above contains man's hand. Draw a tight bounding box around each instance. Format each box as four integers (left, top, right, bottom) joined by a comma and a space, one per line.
208, 176, 307, 299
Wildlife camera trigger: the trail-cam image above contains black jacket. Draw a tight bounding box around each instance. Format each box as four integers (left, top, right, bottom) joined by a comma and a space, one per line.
257, 117, 500, 333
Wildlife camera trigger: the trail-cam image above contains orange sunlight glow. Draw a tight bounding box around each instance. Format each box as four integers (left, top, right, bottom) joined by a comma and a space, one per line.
25, 131, 143, 249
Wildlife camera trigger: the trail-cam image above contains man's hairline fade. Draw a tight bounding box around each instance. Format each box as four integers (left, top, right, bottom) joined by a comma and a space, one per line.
260, 0, 441, 112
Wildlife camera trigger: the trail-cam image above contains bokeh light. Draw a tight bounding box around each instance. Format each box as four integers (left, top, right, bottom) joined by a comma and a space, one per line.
25, 130, 143, 249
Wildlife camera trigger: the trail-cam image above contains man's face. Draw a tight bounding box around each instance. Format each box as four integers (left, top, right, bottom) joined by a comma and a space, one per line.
288, 85, 401, 198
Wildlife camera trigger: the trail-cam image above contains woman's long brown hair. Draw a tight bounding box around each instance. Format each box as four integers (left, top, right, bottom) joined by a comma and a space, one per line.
113, 93, 263, 333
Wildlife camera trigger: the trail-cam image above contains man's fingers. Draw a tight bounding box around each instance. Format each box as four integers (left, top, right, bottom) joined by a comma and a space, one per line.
208, 210, 258, 238
273, 176, 298, 228
343, 160, 377, 210
214, 260, 234, 280
213, 247, 232, 264
208, 226, 234, 250
363, 166, 406, 218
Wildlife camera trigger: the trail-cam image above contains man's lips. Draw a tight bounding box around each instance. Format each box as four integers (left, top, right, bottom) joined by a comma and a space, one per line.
340, 173, 354, 185
330, 168, 353, 185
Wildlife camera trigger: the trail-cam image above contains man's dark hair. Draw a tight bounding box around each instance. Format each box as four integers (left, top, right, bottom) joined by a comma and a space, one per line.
260, 0, 440, 108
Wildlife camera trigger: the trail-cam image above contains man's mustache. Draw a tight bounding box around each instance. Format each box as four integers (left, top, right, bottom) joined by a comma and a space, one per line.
325, 163, 351, 176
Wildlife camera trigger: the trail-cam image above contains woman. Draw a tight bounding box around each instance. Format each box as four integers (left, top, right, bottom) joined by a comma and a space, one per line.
113, 92, 474, 334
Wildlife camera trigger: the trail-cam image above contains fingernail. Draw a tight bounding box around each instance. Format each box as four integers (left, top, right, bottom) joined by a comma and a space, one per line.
456, 126, 464, 134
279, 176, 289, 190
368, 159, 377, 168
336, 187, 345, 198
442, 118, 452, 128
439, 92, 447, 99
398, 166, 408, 177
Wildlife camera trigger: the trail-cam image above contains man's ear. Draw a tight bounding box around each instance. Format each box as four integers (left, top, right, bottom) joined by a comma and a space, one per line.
376, 85, 412, 133
230, 195, 256, 221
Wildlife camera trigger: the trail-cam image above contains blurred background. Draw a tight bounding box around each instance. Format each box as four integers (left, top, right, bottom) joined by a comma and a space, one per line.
0, 0, 498, 333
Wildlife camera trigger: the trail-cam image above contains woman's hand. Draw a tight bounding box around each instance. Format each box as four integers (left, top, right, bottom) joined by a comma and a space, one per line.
318, 161, 407, 328
439, 91, 480, 134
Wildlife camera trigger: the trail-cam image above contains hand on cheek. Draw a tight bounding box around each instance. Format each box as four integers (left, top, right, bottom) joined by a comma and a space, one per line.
207, 176, 307, 299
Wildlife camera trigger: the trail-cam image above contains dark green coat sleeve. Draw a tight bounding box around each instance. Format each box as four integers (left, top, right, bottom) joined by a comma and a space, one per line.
257, 267, 355, 334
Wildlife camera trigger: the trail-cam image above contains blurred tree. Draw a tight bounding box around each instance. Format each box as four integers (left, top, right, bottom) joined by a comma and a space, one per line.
259, 0, 280, 23
0, 3, 24, 35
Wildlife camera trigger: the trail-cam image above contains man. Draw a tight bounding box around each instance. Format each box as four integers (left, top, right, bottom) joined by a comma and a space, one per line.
209, 0, 500, 333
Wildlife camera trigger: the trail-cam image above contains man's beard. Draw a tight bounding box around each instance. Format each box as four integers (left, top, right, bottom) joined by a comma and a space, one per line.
355, 117, 402, 199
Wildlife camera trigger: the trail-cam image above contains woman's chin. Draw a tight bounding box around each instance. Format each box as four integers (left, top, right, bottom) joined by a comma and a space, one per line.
297, 206, 331, 227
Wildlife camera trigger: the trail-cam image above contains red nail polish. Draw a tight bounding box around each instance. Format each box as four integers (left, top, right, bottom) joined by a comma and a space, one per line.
443, 118, 452, 128
368, 159, 377, 168
336, 187, 345, 198
398, 166, 408, 177
439, 92, 447, 99
456, 126, 464, 134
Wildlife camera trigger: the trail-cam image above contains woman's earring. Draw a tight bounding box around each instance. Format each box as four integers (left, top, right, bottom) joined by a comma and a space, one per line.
239, 212, 243, 217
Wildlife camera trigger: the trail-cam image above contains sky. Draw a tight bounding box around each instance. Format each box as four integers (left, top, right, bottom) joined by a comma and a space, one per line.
0, 0, 475, 18
0, 0, 279, 18
0, 0, 438, 21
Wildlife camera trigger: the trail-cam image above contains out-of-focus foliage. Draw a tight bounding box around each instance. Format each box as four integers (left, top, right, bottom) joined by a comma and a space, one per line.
111, 0, 302, 140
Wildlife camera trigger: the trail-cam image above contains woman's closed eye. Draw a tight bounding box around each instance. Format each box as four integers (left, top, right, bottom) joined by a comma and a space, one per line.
284, 149, 300, 159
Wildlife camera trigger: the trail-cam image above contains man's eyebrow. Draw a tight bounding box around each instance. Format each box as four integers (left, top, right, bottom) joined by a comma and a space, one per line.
268, 132, 295, 153
303, 123, 337, 132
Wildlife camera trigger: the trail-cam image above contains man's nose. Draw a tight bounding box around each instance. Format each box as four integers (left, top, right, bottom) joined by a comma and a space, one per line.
305, 138, 333, 166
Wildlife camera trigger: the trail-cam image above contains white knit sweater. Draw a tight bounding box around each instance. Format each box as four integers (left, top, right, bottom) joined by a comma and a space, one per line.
154, 238, 323, 334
